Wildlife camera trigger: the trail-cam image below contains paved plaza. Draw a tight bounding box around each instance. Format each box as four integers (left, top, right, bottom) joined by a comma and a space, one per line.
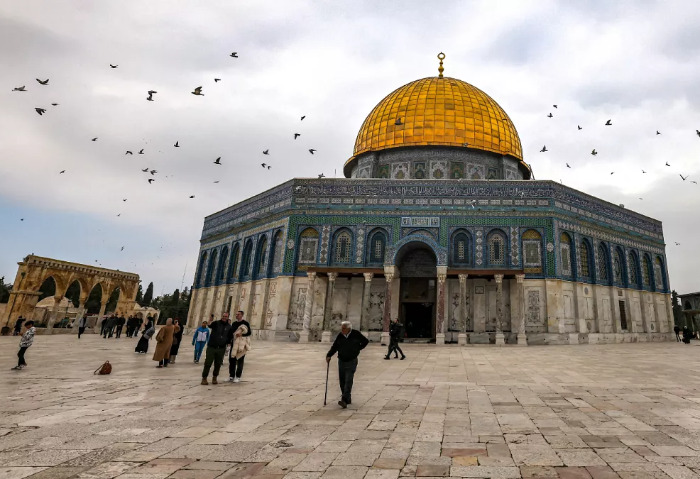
2, 335, 700, 479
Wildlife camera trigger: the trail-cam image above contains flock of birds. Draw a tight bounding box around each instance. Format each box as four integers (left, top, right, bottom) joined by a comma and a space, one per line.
538, 104, 699, 186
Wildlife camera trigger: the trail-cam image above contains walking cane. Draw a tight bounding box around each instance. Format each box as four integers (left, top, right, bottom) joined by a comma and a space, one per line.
323, 360, 330, 406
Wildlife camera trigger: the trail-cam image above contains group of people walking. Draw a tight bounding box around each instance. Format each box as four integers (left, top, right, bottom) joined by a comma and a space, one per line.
200, 311, 251, 384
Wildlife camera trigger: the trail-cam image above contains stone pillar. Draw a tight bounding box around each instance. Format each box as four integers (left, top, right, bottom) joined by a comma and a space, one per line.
299, 272, 316, 343
458, 273, 468, 345
381, 272, 395, 345
516, 274, 527, 346
436, 267, 447, 345
360, 272, 374, 337
495, 274, 505, 345
321, 272, 337, 343
98, 299, 108, 319
46, 296, 62, 333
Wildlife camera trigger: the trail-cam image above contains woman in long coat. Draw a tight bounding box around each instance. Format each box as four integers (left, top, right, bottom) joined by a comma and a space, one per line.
153, 318, 179, 367
135, 316, 154, 354
169, 318, 184, 364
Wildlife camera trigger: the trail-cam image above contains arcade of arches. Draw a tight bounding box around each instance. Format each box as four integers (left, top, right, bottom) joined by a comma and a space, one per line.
1, 255, 140, 333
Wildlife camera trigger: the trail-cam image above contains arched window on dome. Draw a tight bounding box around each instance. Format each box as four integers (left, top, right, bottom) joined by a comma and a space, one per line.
451, 230, 471, 266
227, 243, 240, 283
628, 251, 640, 288
642, 254, 652, 288
254, 235, 268, 279
560, 233, 573, 277
217, 246, 228, 285
298, 228, 319, 265
521, 229, 542, 273
579, 240, 592, 279
487, 229, 507, 267
597, 243, 610, 284
366, 229, 387, 265
332, 229, 353, 265
613, 247, 625, 285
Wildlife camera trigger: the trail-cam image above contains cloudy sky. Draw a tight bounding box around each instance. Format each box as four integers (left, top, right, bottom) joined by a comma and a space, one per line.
2, 0, 700, 296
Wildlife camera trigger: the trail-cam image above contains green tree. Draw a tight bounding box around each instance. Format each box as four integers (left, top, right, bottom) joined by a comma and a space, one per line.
135, 283, 143, 305
672, 290, 683, 326
142, 282, 154, 307
0, 276, 11, 303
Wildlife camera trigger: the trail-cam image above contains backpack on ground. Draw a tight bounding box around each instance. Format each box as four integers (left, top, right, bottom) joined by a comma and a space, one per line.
94, 361, 112, 375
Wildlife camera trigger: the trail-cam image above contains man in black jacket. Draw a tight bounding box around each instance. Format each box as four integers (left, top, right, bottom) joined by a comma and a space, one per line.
326, 321, 369, 408
385, 317, 406, 360
227, 310, 252, 382
201, 312, 232, 385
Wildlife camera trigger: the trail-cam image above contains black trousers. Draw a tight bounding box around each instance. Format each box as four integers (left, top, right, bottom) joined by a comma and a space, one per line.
158, 358, 169, 367
17, 347, 28, 366
338, 358, 358, 403
78, 327, 86, 338
115, 326, 123, 338
229, 355, 245, 378
202, 346, 226, 378
387, 338, 404, 358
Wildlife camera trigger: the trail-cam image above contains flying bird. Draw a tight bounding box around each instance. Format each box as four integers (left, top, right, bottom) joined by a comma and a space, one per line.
122, 199, 127, 202
566, 163, 571, 168
146, 90, 157, 101
642, 169, 646, 173
261, 163, 267, 168
121, 246, 124, 251
138, 149, 144, 154
665, 162, 670, 166
148, 179, 155, 184
540, 145, 547, 152
591, 149, 598, 156
189, 195, 195, 199
395, 117, 403, 125
547, 113, 553, 118
214, 157, 221, 165
150, 170, 157, 175
696, 130, 700, 138
91, 137, 98, 141
214, 78, 221, 82
610, 171, 614, 175
605, 119, 612, 125
12, 86, 26, 92
141, 168, 149, 172
35, 108, 46, 115
110, 64, 118, 68
577, 125, 582, 130
59, 170, 65, 174
294, 133, 301, 139
191, 86, 204, 96
656, 130, 661, 135
300, 115, 305, 121
680, 174, 688, 181
263, 150, 269, 155
174, 141, 179, 147
51, 103, 58, 106
20, 218, 24, 221
117, 214, 121, 217
692, 181, 698, 184
125, 150, 133, 155
230, 52, 238, 58
553, 104, 558, 108
675, 242, 681, 246
214, 180, 220, 183
318, 173, 325, 178
309, 149, 316, 154
36, 79, 49, 85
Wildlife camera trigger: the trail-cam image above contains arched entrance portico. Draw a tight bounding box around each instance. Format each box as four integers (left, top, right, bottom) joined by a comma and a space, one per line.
396, 242, 438, 340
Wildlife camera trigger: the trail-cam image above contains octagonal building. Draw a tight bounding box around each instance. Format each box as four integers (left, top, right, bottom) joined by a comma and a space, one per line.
186, 57, 673, 345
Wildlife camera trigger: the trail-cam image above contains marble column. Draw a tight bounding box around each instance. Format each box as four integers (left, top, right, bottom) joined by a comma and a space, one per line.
321, 272, 337, 343
516, 274, 528, 346
458, 273, 468, 345
436, 267, 447, 345
299, 272, 316, 343
495, 274, 505, 345
46, 296, 62, 333
360, 272, 373, 337
381, 272, 394, 345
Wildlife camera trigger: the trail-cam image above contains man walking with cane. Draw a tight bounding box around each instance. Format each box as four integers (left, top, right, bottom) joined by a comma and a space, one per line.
326, 321, 368, 409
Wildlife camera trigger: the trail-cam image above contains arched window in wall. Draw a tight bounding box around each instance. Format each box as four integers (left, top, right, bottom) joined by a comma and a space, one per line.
613, 248, 624, 284
255, 236, 268, 278
271, 231, 284, 275
333, 229, 353, 264
227, 244, 240, 282
522, 229, 542, 273
298, 228, 319, 264
197, 252, 208, 287
597, 243, 609, 282
217, 246, 229, 284
367, 230, 387, 264
205, 249, 218, 287
579, 240, 591, 278
240, 240, 253, 279
654, 257, 665, 291
628, 251, 639, 287
487, 230, 506, 267
642, 255, 652, 287
450, 230, 470, 266
560, 233, 573, 277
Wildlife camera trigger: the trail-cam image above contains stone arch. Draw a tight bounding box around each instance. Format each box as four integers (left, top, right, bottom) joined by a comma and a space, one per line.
253, 234, 269, 278
521, 229, 543, 273
196, 251, 208, 288
597, 242, 611, 285
217, 245, 229, 285
450, 229, 472, 267
331, 228, 353, 265
486, 228, 508, 268
38, 276, 58, 302
390, 234, 445, 266
268, 230, 285, 276
297, 227, 320, 267
64, 280, 82, 307
579, 238, 593, 280
240, 239, 254, 279
227, 242, 240, 282
205, 249, 219, 287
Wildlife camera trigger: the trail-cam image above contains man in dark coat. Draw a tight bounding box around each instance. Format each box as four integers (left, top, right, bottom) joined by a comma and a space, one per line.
201, 313, 232, 385
115, 315, 125, 338
326, 321, 369, 408
385, 317, 406, 360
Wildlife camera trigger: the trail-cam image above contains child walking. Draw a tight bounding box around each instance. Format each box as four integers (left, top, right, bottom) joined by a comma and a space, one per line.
192, 320, 210, 363
12, 320, 35, 370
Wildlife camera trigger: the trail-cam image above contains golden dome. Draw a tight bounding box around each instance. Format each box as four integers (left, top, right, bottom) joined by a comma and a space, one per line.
346, 75, 525, 174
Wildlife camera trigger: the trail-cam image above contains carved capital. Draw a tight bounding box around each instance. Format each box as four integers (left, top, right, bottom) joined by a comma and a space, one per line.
327, 272, 338, 282
458, 273, 468, 284
494, 274, 504, 284
363, 272, 374, 282
307, 271, 316, 282
385, 273, 394, 283
437, 273, 447, 284
515, 274, 525, 284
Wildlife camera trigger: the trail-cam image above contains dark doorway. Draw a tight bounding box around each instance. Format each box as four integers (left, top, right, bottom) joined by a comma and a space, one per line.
403, 302, 433, 338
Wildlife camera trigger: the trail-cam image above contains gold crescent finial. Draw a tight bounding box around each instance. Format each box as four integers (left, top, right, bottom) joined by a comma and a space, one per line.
437, 52, 445, 78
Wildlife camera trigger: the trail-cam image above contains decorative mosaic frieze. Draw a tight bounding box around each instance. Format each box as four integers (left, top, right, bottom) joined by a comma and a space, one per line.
319, 225, 331, 264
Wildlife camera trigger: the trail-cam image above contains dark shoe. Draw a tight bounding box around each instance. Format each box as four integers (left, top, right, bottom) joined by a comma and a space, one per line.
400, 356, 406, 360
212, 377, 218, 385
384, 356, 391, 360
201, 378, 208, 385
338, 399, 347, 409
156, 365, 163, 368
344, 397, 351, 405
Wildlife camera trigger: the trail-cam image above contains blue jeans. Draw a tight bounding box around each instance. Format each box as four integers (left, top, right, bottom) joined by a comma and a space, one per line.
338, 358, 358, 403
194, 341, 206, 361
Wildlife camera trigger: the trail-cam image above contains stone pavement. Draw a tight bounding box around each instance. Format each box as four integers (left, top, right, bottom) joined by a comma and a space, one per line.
2, 335, 700, 479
